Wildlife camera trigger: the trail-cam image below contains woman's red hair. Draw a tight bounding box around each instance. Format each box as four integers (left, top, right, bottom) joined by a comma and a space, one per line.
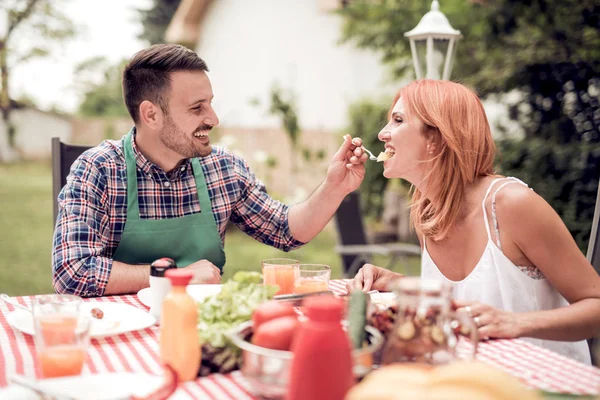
391, 79, 497, 241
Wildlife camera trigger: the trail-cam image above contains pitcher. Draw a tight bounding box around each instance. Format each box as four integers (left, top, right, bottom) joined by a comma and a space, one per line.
380, 277, 478, 365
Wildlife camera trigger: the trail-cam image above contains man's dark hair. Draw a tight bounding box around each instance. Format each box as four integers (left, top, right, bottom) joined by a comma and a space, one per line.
122, 44, 209, 123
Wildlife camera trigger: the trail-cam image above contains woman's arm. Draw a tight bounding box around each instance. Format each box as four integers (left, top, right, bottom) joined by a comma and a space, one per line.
349, 264, 403, 292
491, 185, 600, 341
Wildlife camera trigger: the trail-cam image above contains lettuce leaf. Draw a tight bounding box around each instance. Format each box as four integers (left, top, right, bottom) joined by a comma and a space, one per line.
197, 271, 278, 348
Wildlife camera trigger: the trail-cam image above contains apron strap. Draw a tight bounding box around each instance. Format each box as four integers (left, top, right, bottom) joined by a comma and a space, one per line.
191, 158, 211, 215
123, 129, 141, 221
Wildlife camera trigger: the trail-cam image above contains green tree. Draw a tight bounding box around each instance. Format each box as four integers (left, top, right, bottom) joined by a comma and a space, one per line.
267, 85, 329, 195
75, 57, 129, 118
75, 0, 183, 118
0, 0, 76, 160
339, 0, 600, 250
268, 85, 301, 195
137, 0, 182, 45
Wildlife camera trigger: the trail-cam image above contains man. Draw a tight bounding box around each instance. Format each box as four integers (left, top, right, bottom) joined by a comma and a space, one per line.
52, 44, 368, 297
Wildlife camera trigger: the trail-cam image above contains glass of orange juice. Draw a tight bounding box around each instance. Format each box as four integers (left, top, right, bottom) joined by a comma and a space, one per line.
262, 258, 299, 295
293, 264, 331, 294
32, 294, 91, 378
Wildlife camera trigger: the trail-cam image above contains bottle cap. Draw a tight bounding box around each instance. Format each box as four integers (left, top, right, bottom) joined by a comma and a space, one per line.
150, 258, 177, 277
165, 269, 193, 286
303, 296, 344, 322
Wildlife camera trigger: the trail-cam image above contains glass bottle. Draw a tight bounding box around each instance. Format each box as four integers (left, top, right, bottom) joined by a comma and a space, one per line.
160, 269, 200, 381
380, 277, 478, 365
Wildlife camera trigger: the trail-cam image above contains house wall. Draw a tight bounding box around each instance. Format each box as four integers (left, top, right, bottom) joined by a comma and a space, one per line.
70, 117, 133, 146
212, 126, 341, 201
68, 118, 340, 199
0, 109, 72, 160
193, 0, 396, 132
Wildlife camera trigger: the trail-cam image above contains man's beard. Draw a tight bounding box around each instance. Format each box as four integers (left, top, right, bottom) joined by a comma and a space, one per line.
159, 113, 212, 159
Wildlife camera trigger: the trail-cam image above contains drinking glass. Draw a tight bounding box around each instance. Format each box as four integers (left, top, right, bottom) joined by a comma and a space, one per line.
32, 294, 91, 378
262, 258, 299, 295
293, 264, 331, 294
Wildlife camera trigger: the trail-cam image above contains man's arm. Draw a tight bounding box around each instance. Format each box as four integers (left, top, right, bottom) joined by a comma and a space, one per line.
104, 261, 150, 295
287, 180, 347, 243
52, 157, 146, 297
229, 136, 366, 249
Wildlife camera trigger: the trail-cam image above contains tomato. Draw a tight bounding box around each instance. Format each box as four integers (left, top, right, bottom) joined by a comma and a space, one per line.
252, 316, 299, 351
252, 301, 297, 329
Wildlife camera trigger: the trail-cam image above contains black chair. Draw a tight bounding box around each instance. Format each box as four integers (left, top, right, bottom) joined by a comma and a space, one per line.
52, 137, 92, 224
586, 178, 600, 365
587, 180, 600, 274
333, 191, 421, 278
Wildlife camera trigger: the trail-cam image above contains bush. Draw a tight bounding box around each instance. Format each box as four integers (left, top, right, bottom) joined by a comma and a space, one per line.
499, 138, 600, 252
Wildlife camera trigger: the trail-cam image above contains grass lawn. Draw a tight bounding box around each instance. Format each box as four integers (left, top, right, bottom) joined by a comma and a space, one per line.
0, 162, 420, 296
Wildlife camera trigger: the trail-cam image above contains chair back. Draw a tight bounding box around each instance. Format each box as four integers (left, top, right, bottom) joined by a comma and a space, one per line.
587, 178, 600, 366
587, 180, 600, 273
52, 137, 92, 224
333, 191, 370, 272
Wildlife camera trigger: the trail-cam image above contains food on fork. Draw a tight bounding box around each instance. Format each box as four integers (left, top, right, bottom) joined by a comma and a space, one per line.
377, 148, 395, 162
376, 152, 389, 162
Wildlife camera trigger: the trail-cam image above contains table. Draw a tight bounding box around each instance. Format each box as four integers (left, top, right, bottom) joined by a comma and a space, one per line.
1, 280, 599, 399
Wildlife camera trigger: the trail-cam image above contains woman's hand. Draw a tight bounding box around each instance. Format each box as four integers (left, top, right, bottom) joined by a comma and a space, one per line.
456, 300, 523, 340
347, 264, 402, 292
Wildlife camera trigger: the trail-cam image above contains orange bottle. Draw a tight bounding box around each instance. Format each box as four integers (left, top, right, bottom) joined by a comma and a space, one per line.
160, 269, 200, 381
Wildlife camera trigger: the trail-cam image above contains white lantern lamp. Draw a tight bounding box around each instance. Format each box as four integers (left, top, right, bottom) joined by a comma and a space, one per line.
404, 1, 462, 80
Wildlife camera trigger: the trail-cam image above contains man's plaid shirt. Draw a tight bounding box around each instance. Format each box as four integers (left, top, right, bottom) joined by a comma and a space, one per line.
52, 134, 303, 297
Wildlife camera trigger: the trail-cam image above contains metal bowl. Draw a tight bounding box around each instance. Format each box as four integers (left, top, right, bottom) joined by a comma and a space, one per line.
227, 321, 383, 399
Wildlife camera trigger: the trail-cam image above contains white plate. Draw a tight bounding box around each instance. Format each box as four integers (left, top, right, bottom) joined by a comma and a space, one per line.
369, 292, 396, 307
137, 284, 222, 307
0, 372, 188, 400
6, 302, 156, 339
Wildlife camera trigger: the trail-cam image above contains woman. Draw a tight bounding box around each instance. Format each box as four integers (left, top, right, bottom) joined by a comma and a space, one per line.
351, 79, 600, 364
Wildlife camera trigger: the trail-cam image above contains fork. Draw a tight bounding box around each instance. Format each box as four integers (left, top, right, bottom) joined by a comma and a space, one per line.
361, 146, 378, 161
9, 374, 78, 400
0, 293, 32, 313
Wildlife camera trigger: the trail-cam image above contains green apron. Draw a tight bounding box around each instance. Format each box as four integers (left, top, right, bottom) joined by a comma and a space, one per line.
112, 131, 225, 271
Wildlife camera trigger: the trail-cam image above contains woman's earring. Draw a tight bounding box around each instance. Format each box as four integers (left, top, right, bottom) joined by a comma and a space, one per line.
427, 143, 433, 154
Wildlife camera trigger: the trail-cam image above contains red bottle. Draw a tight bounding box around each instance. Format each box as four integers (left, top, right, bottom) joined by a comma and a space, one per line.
287, 296, 354, 400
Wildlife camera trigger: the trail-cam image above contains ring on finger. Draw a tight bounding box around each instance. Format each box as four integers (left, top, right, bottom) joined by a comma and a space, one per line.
464, 306, 472, 318
474, 316, 481, 327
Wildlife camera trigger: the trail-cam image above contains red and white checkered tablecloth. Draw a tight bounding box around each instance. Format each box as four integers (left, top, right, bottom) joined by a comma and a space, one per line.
0, 279, 599, 398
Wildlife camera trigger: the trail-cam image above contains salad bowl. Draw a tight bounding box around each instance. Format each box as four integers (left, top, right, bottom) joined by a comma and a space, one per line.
227, 321, 383, 399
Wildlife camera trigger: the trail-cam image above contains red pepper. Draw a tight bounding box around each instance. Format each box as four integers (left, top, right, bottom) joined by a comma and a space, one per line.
130, 364, 179, 400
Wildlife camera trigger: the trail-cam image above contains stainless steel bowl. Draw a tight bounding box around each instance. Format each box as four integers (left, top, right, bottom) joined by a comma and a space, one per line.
227, 321, 383, 399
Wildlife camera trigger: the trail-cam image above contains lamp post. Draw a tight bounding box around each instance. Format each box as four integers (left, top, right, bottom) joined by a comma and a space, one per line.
0, 8, 8, 43
404, 0, 462, 80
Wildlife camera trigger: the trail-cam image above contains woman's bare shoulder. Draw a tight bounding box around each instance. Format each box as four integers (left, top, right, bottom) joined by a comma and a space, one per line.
493, 181, 562, 233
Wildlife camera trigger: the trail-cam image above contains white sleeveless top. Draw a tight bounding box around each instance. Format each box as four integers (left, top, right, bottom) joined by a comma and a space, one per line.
421, 177, 591, 364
